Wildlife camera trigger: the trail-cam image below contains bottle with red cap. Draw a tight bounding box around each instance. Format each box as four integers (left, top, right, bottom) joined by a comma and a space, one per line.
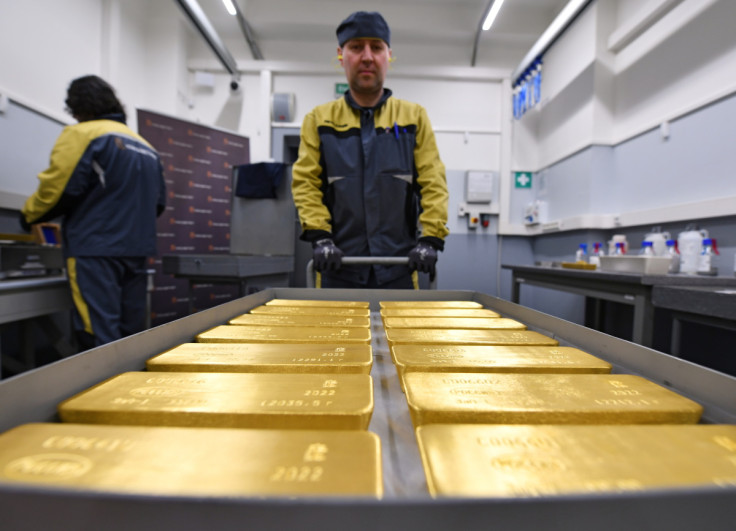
665, 239, 680, 274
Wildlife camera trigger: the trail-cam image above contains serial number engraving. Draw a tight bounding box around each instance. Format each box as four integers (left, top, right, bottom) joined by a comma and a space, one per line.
594, 398, 661, 406
145, 377, 207, 385
260, 399, 332, 407
476, 436, 559, 450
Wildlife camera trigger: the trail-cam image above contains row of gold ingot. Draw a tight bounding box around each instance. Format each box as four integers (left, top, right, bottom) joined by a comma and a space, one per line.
378, 299, 736, 499
0, 298, 383, 499
2, 297, 735, 501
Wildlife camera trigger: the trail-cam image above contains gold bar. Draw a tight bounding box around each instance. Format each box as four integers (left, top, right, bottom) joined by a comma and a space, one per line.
229, 313, 370, 328
380, 308, 501, 318
251, 305, 371, 317
417, 424, 736, 498
147, 343, 372, 374
392, 345, 612, 376
266, 299, 370, 308
0, 423, 382, 498
197, 325, 371, 344
383, 317, 526, 330
59, 372, 373, 430
403, 373, 702, 426
379, 300, 483, 309
385, 328, 557, 347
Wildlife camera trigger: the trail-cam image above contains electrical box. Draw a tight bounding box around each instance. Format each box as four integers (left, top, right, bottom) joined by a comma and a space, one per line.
458, 171, 495, 230
465, 171, 494, 203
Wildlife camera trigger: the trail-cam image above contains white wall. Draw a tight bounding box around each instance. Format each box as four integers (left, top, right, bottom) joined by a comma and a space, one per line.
507, 0, 736, 233
185, 68, 505, 171
515, 0, 736, 169
0, 0, 189, 129
0, 0, 103, 121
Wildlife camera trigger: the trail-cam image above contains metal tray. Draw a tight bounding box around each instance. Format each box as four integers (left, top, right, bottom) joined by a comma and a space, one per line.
1, 287, 735, 531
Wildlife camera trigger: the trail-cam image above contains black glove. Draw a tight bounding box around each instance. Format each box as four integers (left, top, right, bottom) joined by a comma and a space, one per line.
19, 212, 31, 233
313, 238, 343, 272
408, 241, 438, 281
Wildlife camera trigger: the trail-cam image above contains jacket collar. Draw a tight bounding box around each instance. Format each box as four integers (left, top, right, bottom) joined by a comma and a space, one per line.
344, 88, 392, 112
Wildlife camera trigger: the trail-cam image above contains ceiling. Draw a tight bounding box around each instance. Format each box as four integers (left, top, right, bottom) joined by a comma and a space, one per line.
188, 0, 571, 73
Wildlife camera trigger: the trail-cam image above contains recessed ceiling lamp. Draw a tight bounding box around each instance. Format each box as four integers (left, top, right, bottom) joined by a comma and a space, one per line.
482, 0, 505, 31
222, 0, 237, 16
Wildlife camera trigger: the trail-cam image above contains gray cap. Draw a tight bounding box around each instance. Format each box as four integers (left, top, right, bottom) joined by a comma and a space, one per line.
336, 11, 390, 47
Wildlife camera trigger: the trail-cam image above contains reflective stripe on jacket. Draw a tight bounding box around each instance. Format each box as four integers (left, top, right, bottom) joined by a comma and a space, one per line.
22, 116, 166, 257
292, 89, 449, 285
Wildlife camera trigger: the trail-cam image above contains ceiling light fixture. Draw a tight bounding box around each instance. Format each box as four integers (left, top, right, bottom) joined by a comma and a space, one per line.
222, 0, 237, 16
482, 0, 505, 31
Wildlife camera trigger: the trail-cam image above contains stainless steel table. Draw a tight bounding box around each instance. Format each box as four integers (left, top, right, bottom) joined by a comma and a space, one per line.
503, 264, 736, 348
1, 287, 735, 530
162, 254, 294, 313
0, 275, 73, 377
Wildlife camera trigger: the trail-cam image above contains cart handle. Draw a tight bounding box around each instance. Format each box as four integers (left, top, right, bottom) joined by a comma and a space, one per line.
306, 256, 437, 289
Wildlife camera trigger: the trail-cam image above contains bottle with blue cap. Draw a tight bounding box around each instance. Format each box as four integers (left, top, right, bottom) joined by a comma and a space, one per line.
697, 238, 718, 275
575, 243, 588, 263
640, 241, 655, 256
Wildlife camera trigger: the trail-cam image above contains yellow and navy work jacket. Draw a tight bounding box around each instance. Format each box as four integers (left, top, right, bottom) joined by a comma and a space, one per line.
292, 89, 449, 285
21, 115, 166, 258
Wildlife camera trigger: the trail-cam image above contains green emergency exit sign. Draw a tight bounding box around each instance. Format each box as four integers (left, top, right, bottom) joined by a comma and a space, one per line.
335, 83, 349, 98
514, 171, 532, 188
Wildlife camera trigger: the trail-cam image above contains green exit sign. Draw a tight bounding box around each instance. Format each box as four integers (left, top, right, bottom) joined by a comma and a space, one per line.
335, 83, 349, 98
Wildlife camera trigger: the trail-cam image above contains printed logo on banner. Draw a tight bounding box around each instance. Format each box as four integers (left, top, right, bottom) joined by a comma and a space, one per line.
137, 109, 249, 326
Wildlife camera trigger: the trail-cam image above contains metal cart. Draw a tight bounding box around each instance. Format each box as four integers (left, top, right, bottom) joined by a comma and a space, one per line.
306, 256, 438, 289
1, 287, 735, 530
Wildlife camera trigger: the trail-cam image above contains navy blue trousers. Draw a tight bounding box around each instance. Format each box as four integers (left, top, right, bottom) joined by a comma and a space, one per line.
67, 256, 147, 350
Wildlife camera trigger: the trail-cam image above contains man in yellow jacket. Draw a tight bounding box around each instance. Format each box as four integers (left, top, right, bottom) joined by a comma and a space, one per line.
292, 11, 449, 289
21, 76, 166, 349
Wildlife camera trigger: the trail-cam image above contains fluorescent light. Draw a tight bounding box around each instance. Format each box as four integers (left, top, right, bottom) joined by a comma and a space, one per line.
482, 0, 505, 31
222, 0, 237, 16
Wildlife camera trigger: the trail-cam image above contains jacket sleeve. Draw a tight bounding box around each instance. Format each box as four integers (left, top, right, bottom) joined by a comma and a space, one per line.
21, 126, 92, 225
414, 107, 449, 241
291, 110, 334, 239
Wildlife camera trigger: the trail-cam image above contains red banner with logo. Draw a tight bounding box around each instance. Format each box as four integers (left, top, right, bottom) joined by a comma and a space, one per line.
137, 109, 249, 326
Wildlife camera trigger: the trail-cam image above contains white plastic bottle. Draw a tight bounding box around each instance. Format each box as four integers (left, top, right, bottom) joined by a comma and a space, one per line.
678, 226, 708, 274
575, 243, 588, 263
589, 242, 604, 267
697, 238, 718, 275
665, 239, 680, 274
613, 242, 626, 255
640, 241, 655, 256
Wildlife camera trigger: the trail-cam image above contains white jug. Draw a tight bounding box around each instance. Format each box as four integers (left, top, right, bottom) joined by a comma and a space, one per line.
644, 228, 671, 256
607, 234, 628, 255
678, 227, 708, 274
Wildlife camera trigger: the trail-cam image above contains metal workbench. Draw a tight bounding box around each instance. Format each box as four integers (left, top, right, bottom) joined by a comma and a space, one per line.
162, 254, 294, 313
503, 263, 736, 347
1, 287, 735, 530
0, 274, 73, 377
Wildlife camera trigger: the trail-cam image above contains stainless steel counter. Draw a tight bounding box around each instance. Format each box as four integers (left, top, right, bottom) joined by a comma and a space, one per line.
503, 264, 736, 347
1, 287, 735, 530
162, 254, 294, 313
0, 275, 73, 376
